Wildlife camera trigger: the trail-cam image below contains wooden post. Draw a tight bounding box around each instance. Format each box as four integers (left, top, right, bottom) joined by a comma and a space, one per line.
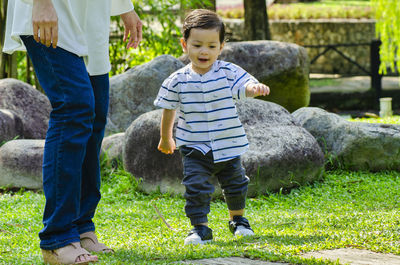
370, 39, 382, 105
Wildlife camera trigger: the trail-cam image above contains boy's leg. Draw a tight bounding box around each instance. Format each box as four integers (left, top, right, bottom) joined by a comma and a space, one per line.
216, 156, 254, 236
216, 156, 248, 213
21, 36, 96, 250
180, 146, 214, 244
180, 146, 214, 226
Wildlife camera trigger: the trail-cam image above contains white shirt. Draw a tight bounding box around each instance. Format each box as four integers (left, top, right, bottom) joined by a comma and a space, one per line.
3, 0, 134, 75
154, 60, 259, 163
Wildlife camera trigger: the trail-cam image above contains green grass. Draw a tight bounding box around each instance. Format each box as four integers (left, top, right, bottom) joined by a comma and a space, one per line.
349, 115, 400, 124
2, 169, 400, 264
309, 78, 341, 87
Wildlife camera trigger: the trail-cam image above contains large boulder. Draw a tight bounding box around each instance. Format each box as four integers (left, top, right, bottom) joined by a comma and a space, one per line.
0, 109, 23, 143
180, 41, 310, 112
0, 79, 51, 139
107, 55, 185, 134
292, 107, 400, 171
123, 99, 324, 196
101, 133, 125, 163
0, 140, 44, 189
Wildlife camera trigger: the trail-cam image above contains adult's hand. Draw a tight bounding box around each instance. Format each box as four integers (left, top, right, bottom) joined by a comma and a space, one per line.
120, 9, 142, 49
32, 0, 58, 48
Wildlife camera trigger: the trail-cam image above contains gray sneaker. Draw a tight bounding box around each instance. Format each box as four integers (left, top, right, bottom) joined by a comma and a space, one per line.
184, 225, 213, 245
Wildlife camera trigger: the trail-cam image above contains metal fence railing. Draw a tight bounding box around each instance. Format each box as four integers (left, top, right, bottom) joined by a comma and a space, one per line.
304, 39, 384, 103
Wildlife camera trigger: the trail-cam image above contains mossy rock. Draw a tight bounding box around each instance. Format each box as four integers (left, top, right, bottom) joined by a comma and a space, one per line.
257, 69, 310, 112
219, 40, 310, 112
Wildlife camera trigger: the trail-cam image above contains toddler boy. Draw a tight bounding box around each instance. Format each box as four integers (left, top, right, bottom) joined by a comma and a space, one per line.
154, 9, 270, 245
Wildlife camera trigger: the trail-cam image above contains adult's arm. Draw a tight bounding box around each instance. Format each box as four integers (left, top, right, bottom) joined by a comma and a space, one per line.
120, 10, 142, 49
32, 0, 58, 48
111, 0, 142, 49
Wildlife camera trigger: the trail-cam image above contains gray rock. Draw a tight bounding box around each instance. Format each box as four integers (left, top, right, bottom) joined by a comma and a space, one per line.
292, 107, 400, 171
0, 79, 51, 139
101, 133, 125, 163
0, 140, 44, 189
123, 109, 184, 194
302, 248, 400, 265
123, 99, 324, 195
180, 41, 310, 112
107, 55, 185, 134
0, 109, 23, 143
238, 100, 324, 193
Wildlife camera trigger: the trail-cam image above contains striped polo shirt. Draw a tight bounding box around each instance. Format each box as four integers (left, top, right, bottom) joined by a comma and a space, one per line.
154, 60, 259, 163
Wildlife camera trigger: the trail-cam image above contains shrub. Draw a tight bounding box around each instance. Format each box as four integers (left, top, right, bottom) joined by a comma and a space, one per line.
218, 3, 373, 20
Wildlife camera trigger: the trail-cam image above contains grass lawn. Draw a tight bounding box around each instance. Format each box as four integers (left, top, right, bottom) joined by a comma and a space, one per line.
309, 0, 370, 7
1, 169, 400, 264
309, 78, 341, 88
349, 115, 400, 124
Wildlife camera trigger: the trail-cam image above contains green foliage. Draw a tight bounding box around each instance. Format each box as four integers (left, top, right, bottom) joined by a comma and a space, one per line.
100, 152, 142, 199
2, 170, 400, 264
109, 0, 211, 75
218, 1, 373, 20
371, 0, 400, 75
348, 115, 400, 124
14, 0, 212, 81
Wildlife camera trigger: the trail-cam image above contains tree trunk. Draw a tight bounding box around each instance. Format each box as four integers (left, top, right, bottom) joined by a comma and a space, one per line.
1, 0, 7, 78
209, 0, 216, 11
244, 0, 271, 40
0, 0, 19, 80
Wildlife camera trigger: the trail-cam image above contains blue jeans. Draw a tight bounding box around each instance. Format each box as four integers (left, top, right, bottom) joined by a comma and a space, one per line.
180, 146, 249, 226
21, 36, 109, 250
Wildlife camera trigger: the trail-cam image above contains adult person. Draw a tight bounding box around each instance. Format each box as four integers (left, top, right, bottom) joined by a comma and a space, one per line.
3, 0, 142, 264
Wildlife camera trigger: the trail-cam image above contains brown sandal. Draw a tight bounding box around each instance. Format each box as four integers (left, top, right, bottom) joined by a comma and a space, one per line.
42, 242, 98, 265
80, 231, 114, 254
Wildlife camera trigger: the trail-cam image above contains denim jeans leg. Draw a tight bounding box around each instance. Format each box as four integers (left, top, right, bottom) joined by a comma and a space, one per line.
216, 157, 248, 211
76, 74, 109, 235
21, 36, 95, 250
181, 147, 215, 225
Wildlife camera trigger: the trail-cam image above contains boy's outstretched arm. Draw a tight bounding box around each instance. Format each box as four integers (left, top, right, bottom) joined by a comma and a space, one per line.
158, 109, 176, 155
245, 83, 270, 97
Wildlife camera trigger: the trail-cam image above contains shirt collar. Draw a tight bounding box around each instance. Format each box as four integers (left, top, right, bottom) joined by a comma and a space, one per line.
188, 60, 219, 78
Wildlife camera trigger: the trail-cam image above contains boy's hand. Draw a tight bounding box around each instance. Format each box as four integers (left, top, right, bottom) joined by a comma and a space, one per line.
158, 138, 176, 155
246, 83, 270, 97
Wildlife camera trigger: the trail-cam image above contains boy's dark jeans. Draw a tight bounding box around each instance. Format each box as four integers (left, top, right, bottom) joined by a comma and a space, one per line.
180, 146, 249, 225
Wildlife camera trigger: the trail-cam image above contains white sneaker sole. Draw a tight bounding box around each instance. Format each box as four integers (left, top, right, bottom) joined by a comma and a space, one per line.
234, 225, 255, 237
184, 234, 212, 245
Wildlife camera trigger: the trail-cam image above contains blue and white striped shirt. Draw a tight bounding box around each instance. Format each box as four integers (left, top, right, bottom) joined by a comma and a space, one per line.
154, 60, 259, 163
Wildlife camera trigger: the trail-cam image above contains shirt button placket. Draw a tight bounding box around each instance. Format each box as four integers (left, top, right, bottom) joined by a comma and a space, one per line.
202, 75, 214, 150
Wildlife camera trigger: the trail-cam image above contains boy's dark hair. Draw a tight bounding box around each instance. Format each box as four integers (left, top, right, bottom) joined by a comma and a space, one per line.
182, 9, 225, 43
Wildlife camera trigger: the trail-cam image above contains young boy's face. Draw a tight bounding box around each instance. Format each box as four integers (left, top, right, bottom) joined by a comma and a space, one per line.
181, 28, 224, 75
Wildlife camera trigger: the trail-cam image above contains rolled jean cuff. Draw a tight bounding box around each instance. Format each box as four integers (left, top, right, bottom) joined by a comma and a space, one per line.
190, 216, 208, 226
226, 197, 246, 211
78, 224, 95, 235
40, 236, 80, 250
